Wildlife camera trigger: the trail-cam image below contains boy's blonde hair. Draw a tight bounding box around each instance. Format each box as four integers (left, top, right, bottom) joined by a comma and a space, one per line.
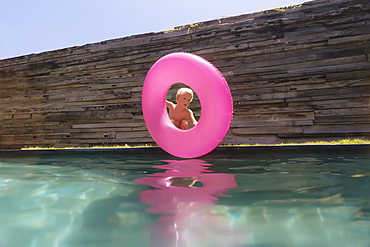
176, 88, 194, 101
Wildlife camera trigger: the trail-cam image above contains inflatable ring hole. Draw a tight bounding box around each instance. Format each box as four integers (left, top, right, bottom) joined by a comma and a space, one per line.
166, 83, 201, 130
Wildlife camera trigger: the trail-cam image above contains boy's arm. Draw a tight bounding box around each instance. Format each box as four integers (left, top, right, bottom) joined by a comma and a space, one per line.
166, 100, 174, 108
188, 109, 198, 126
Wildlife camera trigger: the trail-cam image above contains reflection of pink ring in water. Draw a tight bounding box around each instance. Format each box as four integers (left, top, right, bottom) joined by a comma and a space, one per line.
142, 52, 233, 158
133, 159, 237, 214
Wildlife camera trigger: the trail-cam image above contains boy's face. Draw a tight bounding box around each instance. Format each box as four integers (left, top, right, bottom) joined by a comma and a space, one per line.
176, 93, 192, 108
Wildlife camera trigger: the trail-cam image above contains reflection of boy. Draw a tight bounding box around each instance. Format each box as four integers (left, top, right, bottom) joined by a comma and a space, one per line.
169, 177, 198, 188
166, 88, 198, 130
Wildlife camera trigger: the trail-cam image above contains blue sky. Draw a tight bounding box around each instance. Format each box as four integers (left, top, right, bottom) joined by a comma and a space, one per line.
0, 0, 307, 60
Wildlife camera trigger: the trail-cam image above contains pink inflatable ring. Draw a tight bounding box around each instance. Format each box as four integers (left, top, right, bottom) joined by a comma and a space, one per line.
142, 52, 233, 158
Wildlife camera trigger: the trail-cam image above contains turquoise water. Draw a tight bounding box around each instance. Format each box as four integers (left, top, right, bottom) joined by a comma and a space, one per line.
0, 147, 369, 247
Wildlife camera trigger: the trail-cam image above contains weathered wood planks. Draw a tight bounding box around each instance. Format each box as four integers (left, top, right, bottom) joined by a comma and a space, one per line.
0, 0, 369, 149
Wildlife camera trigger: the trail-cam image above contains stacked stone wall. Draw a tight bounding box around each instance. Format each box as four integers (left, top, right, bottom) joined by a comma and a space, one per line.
0, 0, 369, 148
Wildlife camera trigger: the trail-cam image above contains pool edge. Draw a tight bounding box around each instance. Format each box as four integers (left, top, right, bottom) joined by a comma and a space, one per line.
1, 144, 369, 159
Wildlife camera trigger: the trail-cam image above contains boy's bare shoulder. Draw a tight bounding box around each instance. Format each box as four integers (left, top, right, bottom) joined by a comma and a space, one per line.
187, 108, 194, 115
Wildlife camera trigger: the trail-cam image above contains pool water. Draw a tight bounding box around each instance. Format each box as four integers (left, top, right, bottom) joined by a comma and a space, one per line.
0, 146, 369, 247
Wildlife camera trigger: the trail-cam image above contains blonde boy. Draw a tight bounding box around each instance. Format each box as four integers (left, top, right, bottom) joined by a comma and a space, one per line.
166, 88, 198, 130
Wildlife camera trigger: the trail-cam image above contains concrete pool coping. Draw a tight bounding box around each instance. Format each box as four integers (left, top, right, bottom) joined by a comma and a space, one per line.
1, 144, 369, 159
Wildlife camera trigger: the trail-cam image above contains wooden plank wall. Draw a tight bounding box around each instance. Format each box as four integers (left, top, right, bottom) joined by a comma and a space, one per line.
0, 0, 369, 149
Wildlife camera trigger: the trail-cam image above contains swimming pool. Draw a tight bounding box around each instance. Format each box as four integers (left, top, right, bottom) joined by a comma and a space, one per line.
0, 145, 369, 247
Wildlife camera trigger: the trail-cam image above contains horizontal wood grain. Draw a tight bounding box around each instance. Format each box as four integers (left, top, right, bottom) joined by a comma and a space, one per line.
0, 0, 369, 149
